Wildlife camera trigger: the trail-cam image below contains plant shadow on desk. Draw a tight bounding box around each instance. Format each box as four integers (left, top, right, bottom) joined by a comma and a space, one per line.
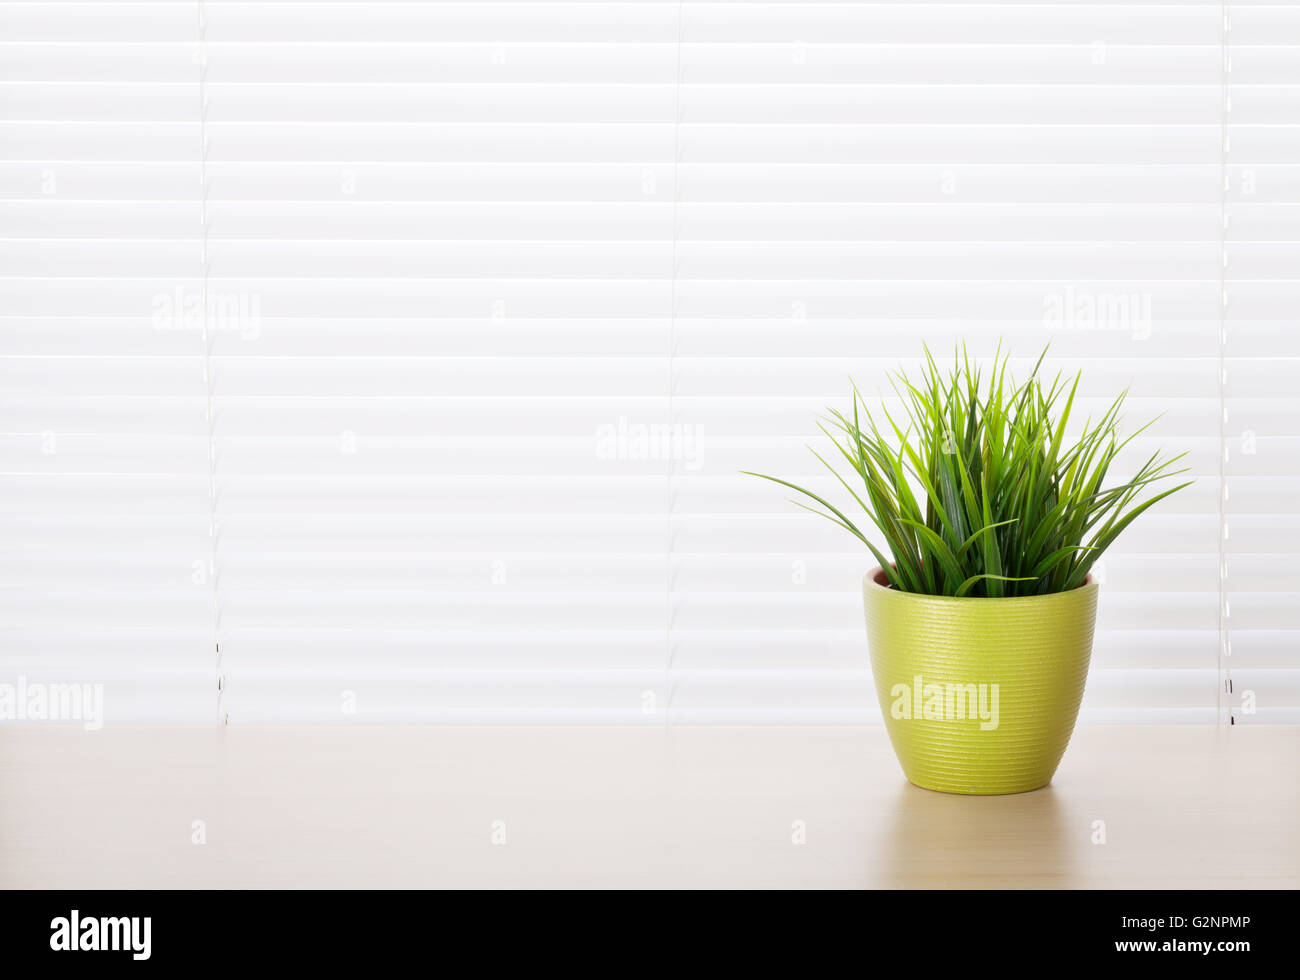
876, 781, 1080, 888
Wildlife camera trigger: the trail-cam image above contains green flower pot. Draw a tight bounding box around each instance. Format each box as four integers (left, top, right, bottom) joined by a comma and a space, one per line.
863, 566, 1098, 795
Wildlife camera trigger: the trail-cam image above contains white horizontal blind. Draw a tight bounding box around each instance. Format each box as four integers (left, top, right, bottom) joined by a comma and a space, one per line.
1223, 4, 1300, 723
1, 1, 1291, 725
0, 1, 220, 722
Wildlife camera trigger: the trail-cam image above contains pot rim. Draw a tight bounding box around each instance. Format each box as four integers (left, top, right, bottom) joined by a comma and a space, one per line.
864, 565, 1097, 602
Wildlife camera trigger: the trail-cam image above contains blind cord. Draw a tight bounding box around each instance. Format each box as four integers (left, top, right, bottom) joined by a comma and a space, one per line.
1219, 4, 1234, 725
196, 0, 225, 725
662, 0, 686, 728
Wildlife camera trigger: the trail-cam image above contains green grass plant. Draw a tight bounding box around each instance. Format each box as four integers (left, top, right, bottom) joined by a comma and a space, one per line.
745, 346, 1192, 597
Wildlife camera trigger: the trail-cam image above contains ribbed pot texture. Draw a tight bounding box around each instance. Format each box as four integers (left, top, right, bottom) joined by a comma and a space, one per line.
863, 566, 1098, 795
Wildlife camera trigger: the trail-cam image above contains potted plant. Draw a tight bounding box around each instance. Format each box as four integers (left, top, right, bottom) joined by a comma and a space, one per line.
746, 347, 1190, 795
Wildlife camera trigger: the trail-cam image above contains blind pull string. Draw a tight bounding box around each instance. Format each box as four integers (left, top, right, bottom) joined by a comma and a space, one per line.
1219, 3, 1234, 724
664, 0, 686, 728
196, 0, 224, 724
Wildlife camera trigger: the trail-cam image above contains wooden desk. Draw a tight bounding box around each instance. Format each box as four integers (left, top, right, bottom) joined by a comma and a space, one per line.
1, 725, 1296, 888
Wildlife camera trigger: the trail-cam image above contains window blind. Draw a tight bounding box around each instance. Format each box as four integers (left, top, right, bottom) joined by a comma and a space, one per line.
1, 1, 1294, 725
